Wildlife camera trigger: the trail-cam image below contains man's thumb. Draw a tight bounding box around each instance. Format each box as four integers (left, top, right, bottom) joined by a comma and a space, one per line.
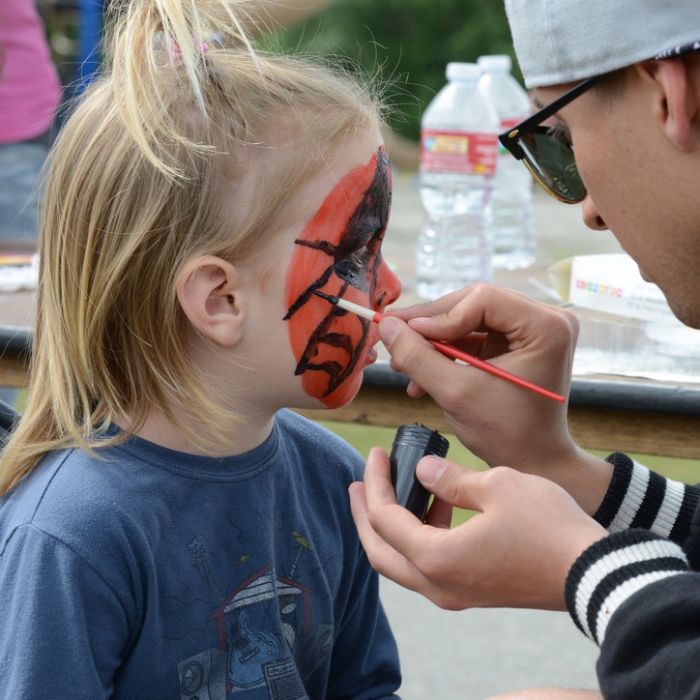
416, 457, 480, 512
377, 316, 401, 347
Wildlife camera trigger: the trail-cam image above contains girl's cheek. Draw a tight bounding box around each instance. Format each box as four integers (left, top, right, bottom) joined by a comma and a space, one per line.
282, 147, 391, 405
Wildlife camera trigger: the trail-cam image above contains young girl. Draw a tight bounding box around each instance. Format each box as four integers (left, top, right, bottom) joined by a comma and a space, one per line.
0, 0, 402, 697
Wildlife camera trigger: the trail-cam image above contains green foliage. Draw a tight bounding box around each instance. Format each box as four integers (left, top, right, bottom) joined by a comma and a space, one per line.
259, 0, 520, 141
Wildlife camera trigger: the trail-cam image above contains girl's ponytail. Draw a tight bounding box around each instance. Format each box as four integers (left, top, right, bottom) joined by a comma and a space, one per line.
107, 0, 257, 178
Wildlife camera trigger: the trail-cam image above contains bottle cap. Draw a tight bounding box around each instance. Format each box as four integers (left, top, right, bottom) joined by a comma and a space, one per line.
446, 62, 481, 83
477, 55, 512, 73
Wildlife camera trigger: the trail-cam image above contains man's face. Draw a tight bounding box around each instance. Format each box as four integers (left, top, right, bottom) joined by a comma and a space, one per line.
283, 143, 401, 408
535, 67, 700, 327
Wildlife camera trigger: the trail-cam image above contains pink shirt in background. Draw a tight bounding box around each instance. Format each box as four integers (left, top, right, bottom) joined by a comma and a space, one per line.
0, 0, 61, 143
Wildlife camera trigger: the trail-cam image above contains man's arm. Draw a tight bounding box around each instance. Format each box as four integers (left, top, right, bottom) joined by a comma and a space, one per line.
567, 529, 700, 700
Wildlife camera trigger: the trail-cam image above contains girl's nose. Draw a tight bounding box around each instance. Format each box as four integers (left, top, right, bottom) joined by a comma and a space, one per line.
376, 258, 402, 307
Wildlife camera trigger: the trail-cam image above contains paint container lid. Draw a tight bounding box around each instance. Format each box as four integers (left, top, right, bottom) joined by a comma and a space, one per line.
392, 424, 449, 458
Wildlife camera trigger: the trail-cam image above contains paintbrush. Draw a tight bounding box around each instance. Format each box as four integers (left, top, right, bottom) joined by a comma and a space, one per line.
314, 290, 566, 403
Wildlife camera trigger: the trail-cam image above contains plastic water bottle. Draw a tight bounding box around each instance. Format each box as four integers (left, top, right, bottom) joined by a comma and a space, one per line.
416, 62, 499, 300
478, 54, 536, 269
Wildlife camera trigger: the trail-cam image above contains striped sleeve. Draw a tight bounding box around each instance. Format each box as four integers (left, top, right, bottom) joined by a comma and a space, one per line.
594, 452, 700, 544
565, 529, 691, 646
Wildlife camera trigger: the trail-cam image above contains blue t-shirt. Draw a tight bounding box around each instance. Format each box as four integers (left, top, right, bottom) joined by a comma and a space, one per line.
0, 409, 400, 699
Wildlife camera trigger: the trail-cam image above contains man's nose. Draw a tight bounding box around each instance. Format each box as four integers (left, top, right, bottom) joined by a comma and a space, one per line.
581, 194, 609, 231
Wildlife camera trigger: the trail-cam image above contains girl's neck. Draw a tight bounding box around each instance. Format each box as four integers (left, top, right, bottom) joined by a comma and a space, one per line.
115, 408, 276, 457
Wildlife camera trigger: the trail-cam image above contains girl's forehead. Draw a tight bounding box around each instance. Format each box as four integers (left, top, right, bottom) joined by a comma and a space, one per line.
280, 139, 386, 245
300, 146, 389, 242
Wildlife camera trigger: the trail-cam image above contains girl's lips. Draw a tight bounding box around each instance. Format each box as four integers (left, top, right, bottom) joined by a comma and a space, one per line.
363, 324, 381, 366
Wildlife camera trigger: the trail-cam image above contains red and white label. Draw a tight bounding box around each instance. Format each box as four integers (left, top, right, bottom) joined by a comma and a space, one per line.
421, 129, 497, 175
498, 117, 521, 154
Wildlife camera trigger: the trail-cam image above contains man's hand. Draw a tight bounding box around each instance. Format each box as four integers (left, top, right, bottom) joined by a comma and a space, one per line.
382, 283, 612, 514
350, 447, 607, 611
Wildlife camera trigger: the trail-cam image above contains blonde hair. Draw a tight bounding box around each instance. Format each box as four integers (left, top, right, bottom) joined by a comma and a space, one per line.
0, 0, 384, 493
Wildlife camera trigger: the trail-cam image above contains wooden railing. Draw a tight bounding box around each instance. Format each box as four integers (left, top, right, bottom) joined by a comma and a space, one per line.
4, 327, 700, 459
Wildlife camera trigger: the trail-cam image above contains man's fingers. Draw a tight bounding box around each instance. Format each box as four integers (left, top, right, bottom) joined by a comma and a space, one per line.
378, 316, 470, 396
349, 480, 429, 592
391, 282, 578, 358
361, 446, 397, 503
361, 447, 434, 537
386, 286, 473, 322
424, 495, 453, 529
358, 449, 458, 569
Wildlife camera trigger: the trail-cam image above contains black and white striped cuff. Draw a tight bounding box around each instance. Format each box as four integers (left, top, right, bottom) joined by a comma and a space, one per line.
565, 529, 690, 646
594, 452, 699, 544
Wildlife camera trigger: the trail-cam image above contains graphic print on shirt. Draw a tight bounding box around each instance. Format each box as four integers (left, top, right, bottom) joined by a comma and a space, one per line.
178, 530, 332, 699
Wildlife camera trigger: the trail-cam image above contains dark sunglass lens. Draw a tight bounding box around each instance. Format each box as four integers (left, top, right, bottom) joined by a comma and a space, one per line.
520, 132, 586, 202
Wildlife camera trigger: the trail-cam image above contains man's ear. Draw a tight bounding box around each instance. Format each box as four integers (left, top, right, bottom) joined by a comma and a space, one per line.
636, 57, 699, 151
176, 255, 244, 347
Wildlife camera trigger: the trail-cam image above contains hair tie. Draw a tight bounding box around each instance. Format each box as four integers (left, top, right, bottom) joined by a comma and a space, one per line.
168, 33, 210, 63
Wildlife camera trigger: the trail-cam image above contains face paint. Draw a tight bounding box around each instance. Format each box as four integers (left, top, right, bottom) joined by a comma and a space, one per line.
284, 146, 400, 408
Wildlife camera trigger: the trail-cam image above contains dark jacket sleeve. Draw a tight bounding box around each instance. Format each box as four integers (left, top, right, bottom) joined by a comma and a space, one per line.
564, 452, 700, 699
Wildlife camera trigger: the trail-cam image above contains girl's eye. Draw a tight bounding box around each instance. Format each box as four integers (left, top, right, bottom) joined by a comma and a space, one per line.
335, 247, 368, 278
346, 248, 368, 268
334, 245, 377, 290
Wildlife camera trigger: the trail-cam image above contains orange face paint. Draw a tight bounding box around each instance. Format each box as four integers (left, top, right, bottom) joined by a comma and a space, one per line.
284, 146, 401, 408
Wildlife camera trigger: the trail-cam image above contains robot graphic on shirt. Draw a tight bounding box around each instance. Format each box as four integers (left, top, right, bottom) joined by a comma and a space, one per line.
180, 531, 331, 699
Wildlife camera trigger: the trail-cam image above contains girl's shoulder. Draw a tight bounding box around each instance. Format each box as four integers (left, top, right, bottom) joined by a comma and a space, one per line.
1, 444, 159, 553
275, 409, 365, 476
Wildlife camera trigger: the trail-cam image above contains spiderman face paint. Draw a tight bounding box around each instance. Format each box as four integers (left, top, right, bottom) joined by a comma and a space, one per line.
284, 145, 401, 408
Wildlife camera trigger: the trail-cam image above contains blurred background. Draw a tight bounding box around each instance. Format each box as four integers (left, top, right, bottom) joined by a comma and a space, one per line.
37, 0, 520, 167
258, 0, 519, 143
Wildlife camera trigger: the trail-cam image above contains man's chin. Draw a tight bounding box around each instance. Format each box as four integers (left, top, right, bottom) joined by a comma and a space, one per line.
638, 265, 653, 283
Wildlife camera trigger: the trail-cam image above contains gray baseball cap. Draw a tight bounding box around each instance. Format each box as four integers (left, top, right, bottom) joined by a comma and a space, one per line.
504, 0, 700, 88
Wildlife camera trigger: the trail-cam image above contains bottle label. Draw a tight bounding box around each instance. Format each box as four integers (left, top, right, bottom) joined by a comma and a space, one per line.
421, 129, 497, 175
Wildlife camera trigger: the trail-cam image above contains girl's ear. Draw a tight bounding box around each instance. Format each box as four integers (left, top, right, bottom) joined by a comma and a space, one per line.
637, 57, 699, 151
176, 255, 244, 347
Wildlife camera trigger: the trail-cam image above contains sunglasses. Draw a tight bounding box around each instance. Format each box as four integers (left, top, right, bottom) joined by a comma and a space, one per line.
499, 39, 700, 204
498, 73, 606, 203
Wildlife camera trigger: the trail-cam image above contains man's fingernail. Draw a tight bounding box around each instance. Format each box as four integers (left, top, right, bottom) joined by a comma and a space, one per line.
416, 457, 446, 487
379, 316, 399, 345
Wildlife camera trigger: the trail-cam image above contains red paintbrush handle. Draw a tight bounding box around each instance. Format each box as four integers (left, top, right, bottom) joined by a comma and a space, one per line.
427, 338, 566, 403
